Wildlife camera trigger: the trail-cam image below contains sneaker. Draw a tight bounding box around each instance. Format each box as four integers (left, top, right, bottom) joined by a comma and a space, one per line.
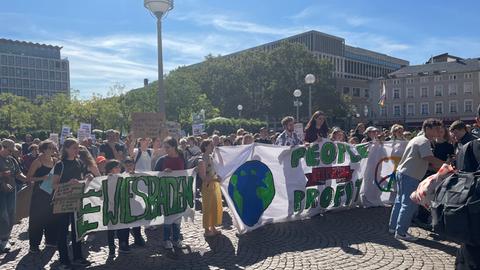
388, 229, 395, 234
57, 264, 73, 270
134, 237, 146, 247
1, 241, 11, 253
118, 243, 131, 254
164, 240, 173, 250
29, 246, 40, 253
173, 240, 184, 249
72, 258, 92, 267
395, 232, 418, 242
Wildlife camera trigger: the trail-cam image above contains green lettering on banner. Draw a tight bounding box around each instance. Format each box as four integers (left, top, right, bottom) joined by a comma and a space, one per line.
354, 179, 363, 202
76, 216, 98, 238
131, 177, 149, 220
321, 142, 337, 165
79, 189, 102, 216
293, 190, 305, 212
305, 189, 320, 209
346, 145, 362, 163
345, 181, 353, 206
356, 144, 369, 159
305, 144, 320, 167
120, 177, 140, 224
182, 176, 195, 209
333, 184, 346, 207
291, 147, 306, 168
337, 143, 347, 164
320, 186, 334, 208
147, 176, 162, 219
168, 177, 182, 214
102, 179, 122, 226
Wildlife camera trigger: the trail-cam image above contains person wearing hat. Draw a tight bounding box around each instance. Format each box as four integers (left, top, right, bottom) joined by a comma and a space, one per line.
255, 127, 272, 144
329, 127, 346, 142
0, 139, 27, 253
362, 126, 380, 143
95, 156, 107, 175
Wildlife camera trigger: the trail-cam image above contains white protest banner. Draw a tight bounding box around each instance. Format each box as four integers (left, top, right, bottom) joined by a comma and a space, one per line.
75, 170, 196, 239
60, 126, 70, 145
131, 112, 164, 138
213, 141, 405, 234
294, 123, 304, 141
80, 123, 92, 136
49, 133, 59, 147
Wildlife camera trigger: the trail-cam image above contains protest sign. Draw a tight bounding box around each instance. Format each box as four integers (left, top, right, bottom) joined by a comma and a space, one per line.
166, 121, 182, 139
53, 182, 84, 214
60, 126, 70, 145
131, 112, 164, 138
294, 123, 304, 141
213, 141, 406, 234
49, 133, 59, 147
75, 170, 196, 239
80, 123, 92, 135
192, 111, 205, 136
77, 129, 87, 142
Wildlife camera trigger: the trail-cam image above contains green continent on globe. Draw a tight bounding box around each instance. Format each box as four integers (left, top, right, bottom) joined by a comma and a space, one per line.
256, 171, 275, 209
230, 175, 244, 215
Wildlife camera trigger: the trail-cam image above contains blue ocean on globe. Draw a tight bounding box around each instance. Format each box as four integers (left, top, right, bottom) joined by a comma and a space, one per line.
228, 160, 275, 227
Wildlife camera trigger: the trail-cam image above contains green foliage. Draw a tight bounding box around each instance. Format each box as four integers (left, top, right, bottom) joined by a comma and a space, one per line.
206, 117, 267, 135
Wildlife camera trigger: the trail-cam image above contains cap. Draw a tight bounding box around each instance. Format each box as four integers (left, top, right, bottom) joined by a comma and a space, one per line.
364, 126, 379, 134
95, 156, 107, 164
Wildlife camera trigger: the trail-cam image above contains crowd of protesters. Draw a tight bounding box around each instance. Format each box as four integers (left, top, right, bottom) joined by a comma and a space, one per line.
1, 109, 480, 269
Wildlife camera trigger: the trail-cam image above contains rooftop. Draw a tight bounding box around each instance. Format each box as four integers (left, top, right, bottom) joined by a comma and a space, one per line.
0, 38, 62, 50
388, 57, 480, 78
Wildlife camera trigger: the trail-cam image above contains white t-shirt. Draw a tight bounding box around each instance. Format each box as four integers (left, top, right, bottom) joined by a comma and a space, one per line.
133, 148, 153, 172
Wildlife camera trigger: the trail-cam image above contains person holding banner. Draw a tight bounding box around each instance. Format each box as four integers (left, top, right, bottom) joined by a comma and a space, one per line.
304, 111, 329, 143
26, 140, 58, 253
388, 119, 444, 242
198, 139, 223, 237
53, 138, 92, 269
154, 137, 186, 250
276, 116, 303, 146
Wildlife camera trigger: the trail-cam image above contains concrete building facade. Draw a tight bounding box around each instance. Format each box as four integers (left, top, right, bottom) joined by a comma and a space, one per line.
0, 38, 70, 100
369, 54, 480, 128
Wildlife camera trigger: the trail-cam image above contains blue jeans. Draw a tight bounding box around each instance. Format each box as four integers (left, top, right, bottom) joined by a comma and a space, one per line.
0, 189, 16, 241
163, 223, 180, 242
389, 172, 419, 235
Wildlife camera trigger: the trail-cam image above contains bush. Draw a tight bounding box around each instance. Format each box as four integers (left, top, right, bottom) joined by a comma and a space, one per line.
205, 117, 267, 135
14, 130, 50, 141
0, 130, 10, 139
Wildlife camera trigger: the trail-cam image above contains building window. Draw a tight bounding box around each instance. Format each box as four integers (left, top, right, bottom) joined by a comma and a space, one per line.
393, 88, 400, 99
343, 87, 350, 94
393, 79, 400, 85
464, 73, 472, 79
407, 88, 414, 98
465, 100, 473, 113
449, 101, 458, 113
0, 55, 7, 65
435, 102, 443, 114
434, 75, 442, 82
448, 84, 457, 96
353, 88, 360, 97
420, 77, 429, 83
464, 82, 473, 94
380, 105, 387, 117
407, 103, 415, 116
364, 89, 369, 98
393, 104, 401, 116
434, 85, 443, 96
406, 78, 414, 84
449, 74, 457, 80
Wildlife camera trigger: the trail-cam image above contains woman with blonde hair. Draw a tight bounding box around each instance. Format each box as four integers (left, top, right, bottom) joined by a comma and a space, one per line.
198, 139, 223, 237
390, 124, 405, 141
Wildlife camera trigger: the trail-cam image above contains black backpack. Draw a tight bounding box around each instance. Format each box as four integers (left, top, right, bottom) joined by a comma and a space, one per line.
431, 140, 480, 245
135, 149, 152, 164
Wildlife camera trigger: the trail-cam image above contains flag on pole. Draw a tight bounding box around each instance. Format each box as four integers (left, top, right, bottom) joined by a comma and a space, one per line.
378, 81, 386, 107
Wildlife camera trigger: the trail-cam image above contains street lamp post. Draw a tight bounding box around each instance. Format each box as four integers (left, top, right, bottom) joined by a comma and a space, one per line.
144, 0, 174, 121
293, 89, 302, 122
305, 74, 315, 116
237, 104, 243, 118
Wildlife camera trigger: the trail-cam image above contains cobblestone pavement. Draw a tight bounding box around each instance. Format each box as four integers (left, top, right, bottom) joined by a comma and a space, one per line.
1, 207, 459, 270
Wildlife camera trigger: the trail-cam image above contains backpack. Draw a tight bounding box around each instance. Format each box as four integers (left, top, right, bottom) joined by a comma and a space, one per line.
431, 140, 480, 245
135, 149, 152, 164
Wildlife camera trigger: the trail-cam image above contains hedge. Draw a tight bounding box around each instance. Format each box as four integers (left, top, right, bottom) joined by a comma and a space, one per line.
205, 117, 267, 135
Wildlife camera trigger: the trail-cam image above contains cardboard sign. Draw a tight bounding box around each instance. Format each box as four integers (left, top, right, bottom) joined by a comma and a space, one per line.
131, 113, 164, 138
53, 182, 84, 214
191, 111, 206, 136
192, 123, 205, 136
294, 123, 304, 141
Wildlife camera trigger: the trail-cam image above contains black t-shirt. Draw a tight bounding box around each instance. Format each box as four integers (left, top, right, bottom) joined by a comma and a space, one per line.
255, 138, 272, 144
53, 159, 86, 184
99, 143, 124, 159
433, 141, 455, 162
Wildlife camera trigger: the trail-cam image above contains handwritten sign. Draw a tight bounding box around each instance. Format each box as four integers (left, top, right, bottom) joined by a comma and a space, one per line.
49, 133, 59, 147
166, 121, 182, 139
131, 113, 164, 138
53, 182, 84, 214
60, 126, 71, 145
294, 123, 304, 141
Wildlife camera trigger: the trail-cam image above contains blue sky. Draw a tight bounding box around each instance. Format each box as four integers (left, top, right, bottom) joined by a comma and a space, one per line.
2, 0, 480, 98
